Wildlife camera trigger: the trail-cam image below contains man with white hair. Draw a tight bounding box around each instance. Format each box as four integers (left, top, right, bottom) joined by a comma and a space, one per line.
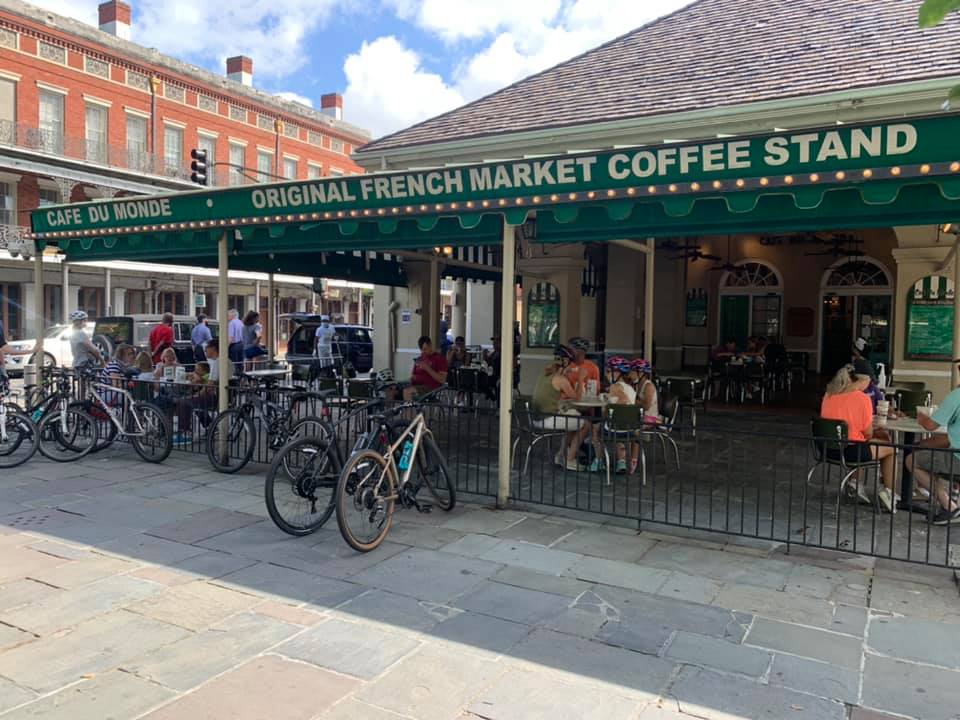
227, 309, 244, 366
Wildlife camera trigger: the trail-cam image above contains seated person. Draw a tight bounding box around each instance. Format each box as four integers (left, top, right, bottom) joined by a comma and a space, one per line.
153, 347, 179, 380
374, 368, 401, 403
173, 338, 231, 445
634, 358, 660, 425
188, 361, 211, 385
712, 339, 738, 359
531, 345, 584, 471
565, 337, 600, 392
132, 351, 155, 380
604, 356, 639, 475
905, 385, 960, 525
820, 364, 896, 512
100, 344, 138, 406
403, 336, 448, 402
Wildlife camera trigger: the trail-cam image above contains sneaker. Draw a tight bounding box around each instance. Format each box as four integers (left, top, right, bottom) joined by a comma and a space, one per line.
932, 506, 960, 525
615, 459, 627, 474
877, 487, 894, 513
565, 459, 582, 472
588, 458, 605, 473
171, 432, 192, 446
629, 459, 639, 475
554, 451, 565, 468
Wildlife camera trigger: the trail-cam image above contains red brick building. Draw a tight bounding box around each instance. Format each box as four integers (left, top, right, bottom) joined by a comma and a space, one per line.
0, 0, 371, 340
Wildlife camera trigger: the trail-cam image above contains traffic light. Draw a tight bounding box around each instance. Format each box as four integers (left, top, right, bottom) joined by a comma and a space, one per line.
190, 148, 208, 186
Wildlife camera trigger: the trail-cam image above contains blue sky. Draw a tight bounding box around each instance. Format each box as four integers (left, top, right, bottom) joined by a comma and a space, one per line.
33, 0, 693, 138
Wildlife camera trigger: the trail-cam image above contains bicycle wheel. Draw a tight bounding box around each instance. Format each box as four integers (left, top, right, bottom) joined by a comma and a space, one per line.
414, 435, 456, 511
0, 408, 39, 468
206, 409, 256, 473
38, 408, 98, 462
336, 449, 396, 552
266, 436, 339, 536
130, 402, 173, 463
74, 402, 118, 454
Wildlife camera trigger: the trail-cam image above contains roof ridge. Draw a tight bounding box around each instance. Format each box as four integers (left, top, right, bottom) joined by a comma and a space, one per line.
360, 0, 704, 152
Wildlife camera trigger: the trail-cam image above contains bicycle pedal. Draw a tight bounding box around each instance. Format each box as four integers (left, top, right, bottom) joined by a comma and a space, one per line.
416, 502, 433, 514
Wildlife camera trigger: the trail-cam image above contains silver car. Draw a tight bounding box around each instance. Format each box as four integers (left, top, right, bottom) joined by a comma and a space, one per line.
3, 322, 95, 375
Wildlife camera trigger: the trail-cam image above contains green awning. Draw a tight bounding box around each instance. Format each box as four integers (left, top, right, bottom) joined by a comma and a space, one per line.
30, 114, 960, 264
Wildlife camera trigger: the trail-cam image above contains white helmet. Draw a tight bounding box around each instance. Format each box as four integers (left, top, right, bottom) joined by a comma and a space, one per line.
375, 368, 395, 384
69, 310, 88, 322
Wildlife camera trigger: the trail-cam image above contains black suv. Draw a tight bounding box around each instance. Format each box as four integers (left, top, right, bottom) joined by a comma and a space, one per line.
283, 314, 373, 373
93, 314, 218, 365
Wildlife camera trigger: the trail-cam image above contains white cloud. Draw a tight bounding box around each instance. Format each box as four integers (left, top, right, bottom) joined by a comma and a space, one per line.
31, 0, 97, 24
342, 36, 465, 138
407, 0, 562, 42
274, 91, 314, 107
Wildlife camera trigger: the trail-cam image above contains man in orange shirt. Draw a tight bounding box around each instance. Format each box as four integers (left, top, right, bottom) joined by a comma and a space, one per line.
565, 337, 600, 390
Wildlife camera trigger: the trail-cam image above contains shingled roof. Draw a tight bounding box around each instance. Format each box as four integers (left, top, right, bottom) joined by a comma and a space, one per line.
359, 0, 960, 154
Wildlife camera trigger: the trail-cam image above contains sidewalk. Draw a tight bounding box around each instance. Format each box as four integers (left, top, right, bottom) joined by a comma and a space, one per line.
0, 452, 958, 719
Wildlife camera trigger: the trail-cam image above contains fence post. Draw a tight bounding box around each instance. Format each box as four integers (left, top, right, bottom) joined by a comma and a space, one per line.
497, 217, 516, 508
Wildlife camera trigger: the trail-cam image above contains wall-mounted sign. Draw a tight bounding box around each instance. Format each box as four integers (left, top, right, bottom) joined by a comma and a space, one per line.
400, 309, 413, 324
195, 294, 206, 308
906, 275, 954, 360
685, 289, 707, 327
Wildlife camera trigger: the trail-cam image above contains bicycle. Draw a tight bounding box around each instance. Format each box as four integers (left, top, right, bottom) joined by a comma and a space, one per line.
206, 381, 330, 473
31, 368, 101, 462
335, 397, 456, 552
0, 373, 39, 468
39, 367, 172, 463
265, 397, 395, 536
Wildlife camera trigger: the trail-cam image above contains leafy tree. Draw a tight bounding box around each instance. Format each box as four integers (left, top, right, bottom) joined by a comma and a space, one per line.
920, 0, 960, 105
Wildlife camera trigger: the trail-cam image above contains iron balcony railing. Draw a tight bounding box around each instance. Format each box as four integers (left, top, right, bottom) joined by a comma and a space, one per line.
0, 119, 192, 183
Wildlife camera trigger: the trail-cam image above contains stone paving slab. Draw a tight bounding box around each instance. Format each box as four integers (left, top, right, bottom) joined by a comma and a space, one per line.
568, 555, 671, 593
321, 699, 415, 719
466, 667, 643, 719
670, 665, 847, 720
0, 677, 35, 715
454, 580, 571, 626
862, 654, 960, 720
213, 561, 366, 608
551, 526, 657, 562
665, 630, 772, 678
1, 670, 175, 720
348, 548, 500, 603
357, 645, 506, 720
99, 533, 208, 565
745, 618, 863, 669
0, 610, 191, 693
867, 615, 960, 669
141, 654, 359, 720
276, 617, 420, 679
126, 579, 262, 631
712, 582, 836, 627
144, 507, 263, 544
26, 554, 137, 589
123, 611, 301, 692
490, 565, 592, 598
429, 610, 532, 656
0, 578, 60, 613
495, 517, 578, 546
478, 539, 583, 575
339, 589, 445, 633
769, 653, 860, 705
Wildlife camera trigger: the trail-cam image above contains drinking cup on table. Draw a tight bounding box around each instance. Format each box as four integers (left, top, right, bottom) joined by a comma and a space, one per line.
877, 400, 889, 418
875, 413, 888, 428
163, 365, 174, 382
917, 406, 932, 419
175, 366, 186, 383
586, 380, 598, 397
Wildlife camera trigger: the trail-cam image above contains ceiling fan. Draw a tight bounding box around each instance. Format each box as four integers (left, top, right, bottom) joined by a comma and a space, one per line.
804, 233, 865, 258
663, 238, 722, 262
707, 235, 740, 273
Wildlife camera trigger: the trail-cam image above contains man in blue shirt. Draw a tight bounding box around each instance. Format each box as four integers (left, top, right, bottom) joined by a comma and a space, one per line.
906, 386, 960, 524
191, 314, 212, 362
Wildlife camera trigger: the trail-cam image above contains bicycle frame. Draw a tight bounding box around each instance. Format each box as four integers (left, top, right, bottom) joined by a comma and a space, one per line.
380, 412, 429, 496
85, 381, 149, 438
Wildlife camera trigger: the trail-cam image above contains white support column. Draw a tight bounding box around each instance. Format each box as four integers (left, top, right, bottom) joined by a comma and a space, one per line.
497, 218, 517, 508
61, 262, 70, 323
33, 252, 44, 360
267, 273, 276, 362
104, 268, 112, 314
453, 279, 467, 338
429, 259, 440, 341
644, 237, 654, 361
953, 242, 960, 389
218, 232, 230, 413
188, 275, 195, 315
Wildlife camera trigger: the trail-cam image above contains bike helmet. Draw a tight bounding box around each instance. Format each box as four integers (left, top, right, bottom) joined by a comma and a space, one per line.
375, 368, 395, 385
554, 344, 576, 364
632, 358, 652, 376
606, 355, 632, 374
69, 310, 88, 322
568, 336, 590, 352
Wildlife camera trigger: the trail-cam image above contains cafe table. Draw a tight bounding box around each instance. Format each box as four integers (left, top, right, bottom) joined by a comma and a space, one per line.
876, 415, 947, 512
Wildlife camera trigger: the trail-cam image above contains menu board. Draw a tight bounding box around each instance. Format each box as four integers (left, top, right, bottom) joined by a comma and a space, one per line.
685, 290, 707, 327
906, 275, 954, 360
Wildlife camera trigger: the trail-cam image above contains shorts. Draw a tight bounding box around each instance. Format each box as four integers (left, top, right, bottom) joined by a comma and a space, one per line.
826, 442, 873, 464
912, 446, 960, 478
534, 409, 583, 432
244, 346, 267, 360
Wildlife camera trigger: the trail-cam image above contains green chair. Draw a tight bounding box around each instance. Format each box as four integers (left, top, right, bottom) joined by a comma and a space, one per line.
662, 377, 706, 436
808, 417, 881, 514
602, 403, 643, 486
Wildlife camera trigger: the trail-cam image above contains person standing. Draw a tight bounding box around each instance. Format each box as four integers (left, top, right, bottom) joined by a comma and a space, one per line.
68, 310, 102, 368
191, 314, 212, 363
242, 310, 266, 367
314, 314, 336, 369
149, 312, 175, 365
227, 309, 244, 366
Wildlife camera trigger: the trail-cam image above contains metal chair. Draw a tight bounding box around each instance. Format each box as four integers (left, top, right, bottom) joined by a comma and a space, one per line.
662, 377, 705, 437
641, 394, 681, 472
511, 396, 570, 479
807, 417, 881, 514
601, 403, 647, 485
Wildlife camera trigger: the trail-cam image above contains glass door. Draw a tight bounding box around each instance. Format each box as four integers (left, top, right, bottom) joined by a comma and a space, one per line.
856, 295, 891, 366
821, 295, 853, 376
719, 295, 749, 349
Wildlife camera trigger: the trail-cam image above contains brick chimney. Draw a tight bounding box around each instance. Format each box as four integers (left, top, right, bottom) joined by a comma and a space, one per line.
226, 56, 253, 87
320, 93, 343, 121
98, 1, 131, 40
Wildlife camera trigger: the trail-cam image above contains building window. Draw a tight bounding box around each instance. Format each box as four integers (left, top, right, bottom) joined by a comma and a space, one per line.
37, 187, 60, 207
0, 182, 14, 226
38, 90, 64, 154
0, 78, 15, 139
257, 151, 273, 182
126, 114, 148, 171
328, 167, 344, 177
307, 163, 321, 180
78, 287, 103, 318
163, 125, 184, 175
158, 291, 185, 316
227, 295, 245, 315
85, 103, 108, 164
198, 135, 216, 186
331, 138, 344, 153
0, 283, 22, 339
229, 142, 245, 186
283, 157, 298, 180
44, 285, 62, 325
126, 289, 148, 314
526, 282, 560, 348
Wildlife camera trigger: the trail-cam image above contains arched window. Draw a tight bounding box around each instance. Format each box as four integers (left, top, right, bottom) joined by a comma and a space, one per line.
718, 260, 783, 344
526, 282, 560, 348
823, 259, 891, 289
723, 262, 781, 288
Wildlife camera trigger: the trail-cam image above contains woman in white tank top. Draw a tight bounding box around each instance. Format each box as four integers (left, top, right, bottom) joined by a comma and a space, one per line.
605, 357, 640, 475
632, 359, 660, 423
